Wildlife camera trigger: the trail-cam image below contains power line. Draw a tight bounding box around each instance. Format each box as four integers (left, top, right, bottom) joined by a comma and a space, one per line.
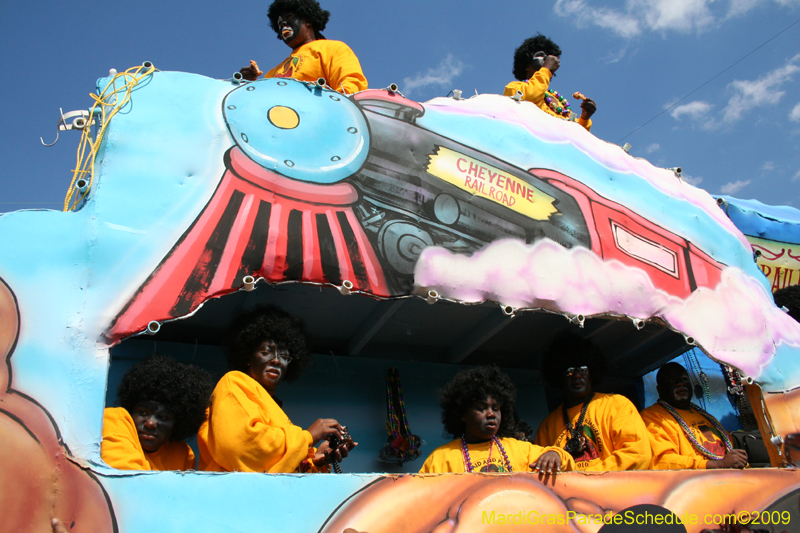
617, 16, 800, 144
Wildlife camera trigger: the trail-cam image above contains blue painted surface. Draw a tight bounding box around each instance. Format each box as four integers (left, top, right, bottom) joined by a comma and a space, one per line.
718, 196, 800, 244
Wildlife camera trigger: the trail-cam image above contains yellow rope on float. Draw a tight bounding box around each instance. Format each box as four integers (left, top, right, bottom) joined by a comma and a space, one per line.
63, 64, 156, 211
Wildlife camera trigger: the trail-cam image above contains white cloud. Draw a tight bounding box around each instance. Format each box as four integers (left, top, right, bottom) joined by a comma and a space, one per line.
645, 143, 661, 154
720, 179, 752, 194
555, 0, 800, 38
670, 100, 713, 121
683, 174, 704, 186
632, 0, 715, 32
793, 169, 800, 182
762, 161, 776, 171
555, 0, 641, 38
726, 0, 762, 18
722, 56, 800, 123
790, 102, 800, 122
402, 54, 465, 96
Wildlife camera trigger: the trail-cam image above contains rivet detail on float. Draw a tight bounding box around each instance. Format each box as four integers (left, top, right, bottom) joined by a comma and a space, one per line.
339, 280, 354, 295
570, 314, 586, 328
426, 290, 439, 305
501, 304, 516, 316
145, 321, 161, 335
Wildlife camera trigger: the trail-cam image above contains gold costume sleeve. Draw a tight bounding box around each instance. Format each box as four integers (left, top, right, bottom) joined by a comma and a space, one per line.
503, 68, 552, 105
592, 395, 651, 471
198, 371, 315, 473
102, 407, 151, 471
503, 68, 592, 132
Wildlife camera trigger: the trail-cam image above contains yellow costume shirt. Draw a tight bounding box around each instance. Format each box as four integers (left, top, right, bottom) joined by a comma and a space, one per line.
641, 402, 731, 470
198, 371, 321, 473
419, 437, 575, 473
503, 68, 592, 131
534, 393, 651, 471
264, 39, 367, 95
101, 407, 195, 471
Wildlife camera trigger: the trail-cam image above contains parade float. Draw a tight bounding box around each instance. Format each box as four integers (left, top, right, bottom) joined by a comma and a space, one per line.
2, 63, 800, 533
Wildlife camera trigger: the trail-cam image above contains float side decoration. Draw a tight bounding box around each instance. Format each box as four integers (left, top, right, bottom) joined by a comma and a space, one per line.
0, 68, 799, 533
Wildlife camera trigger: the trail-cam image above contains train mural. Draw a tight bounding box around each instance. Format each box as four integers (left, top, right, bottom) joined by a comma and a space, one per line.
2, 66, 800, 532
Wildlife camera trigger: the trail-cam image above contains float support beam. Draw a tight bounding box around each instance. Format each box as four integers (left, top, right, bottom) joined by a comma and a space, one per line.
345, 300, 406, 356
448, 311, 515, 364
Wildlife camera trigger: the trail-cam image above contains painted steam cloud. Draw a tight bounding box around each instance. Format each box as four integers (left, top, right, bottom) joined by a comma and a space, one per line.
414, 239, 800, 381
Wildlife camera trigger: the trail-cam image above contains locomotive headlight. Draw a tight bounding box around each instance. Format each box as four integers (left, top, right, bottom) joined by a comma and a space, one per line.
222, 78, 369, 184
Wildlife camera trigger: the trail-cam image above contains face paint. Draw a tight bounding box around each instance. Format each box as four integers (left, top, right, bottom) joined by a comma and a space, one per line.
277, 13, 303, 43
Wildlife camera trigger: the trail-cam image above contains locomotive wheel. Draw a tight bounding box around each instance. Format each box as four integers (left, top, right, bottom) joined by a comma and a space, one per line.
378, 220, 435, 275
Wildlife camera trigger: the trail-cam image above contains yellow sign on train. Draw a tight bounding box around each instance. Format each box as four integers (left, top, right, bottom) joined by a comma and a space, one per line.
425, 146, 558, 221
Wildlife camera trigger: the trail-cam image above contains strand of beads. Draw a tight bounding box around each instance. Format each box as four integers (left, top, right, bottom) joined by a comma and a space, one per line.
658, 400, 733, 460
393, 369, 417, 458
545, 90, 571, 117
460, 436, 513, 472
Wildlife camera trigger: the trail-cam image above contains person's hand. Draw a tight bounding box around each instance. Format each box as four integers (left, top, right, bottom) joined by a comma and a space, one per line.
706, 449, 748, 469
313, 439, 358, 466
239, 59, 263, 81
530, 450, 562, 485
51, 518, 69, 533
580, 98, 597, 120
543, 55, 560, 74
306, 418, 343, 442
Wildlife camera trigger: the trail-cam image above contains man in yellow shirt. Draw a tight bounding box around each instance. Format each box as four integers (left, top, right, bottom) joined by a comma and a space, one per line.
503, 34, 596, 132
239, 0, 367, 95
642, 362, 747, 469
534, 335, 651, 471
419, 366, 574, 476
101, 356, 213, 471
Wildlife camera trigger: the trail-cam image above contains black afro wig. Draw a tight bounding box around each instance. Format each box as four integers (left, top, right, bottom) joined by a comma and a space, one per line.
541, 333, 606, 388
117, 355, 213, 441
439, 366, 518, 439
227, 305, 312, 382
268, 0, 330, 40
774, 285, 800, 323
512, 33, 563, 81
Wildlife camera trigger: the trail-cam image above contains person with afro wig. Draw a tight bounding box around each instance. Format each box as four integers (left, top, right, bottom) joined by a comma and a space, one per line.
101, 355, 213, 471
239, 0, 367, 94
534, 334, 651, 471
502, 34, 596, 131
774, 285, 800, 323
198, 306, 355, 473
419, 366, 574, 476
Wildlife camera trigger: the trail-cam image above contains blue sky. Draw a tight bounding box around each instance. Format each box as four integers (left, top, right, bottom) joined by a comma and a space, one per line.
2, 0, 799, 213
